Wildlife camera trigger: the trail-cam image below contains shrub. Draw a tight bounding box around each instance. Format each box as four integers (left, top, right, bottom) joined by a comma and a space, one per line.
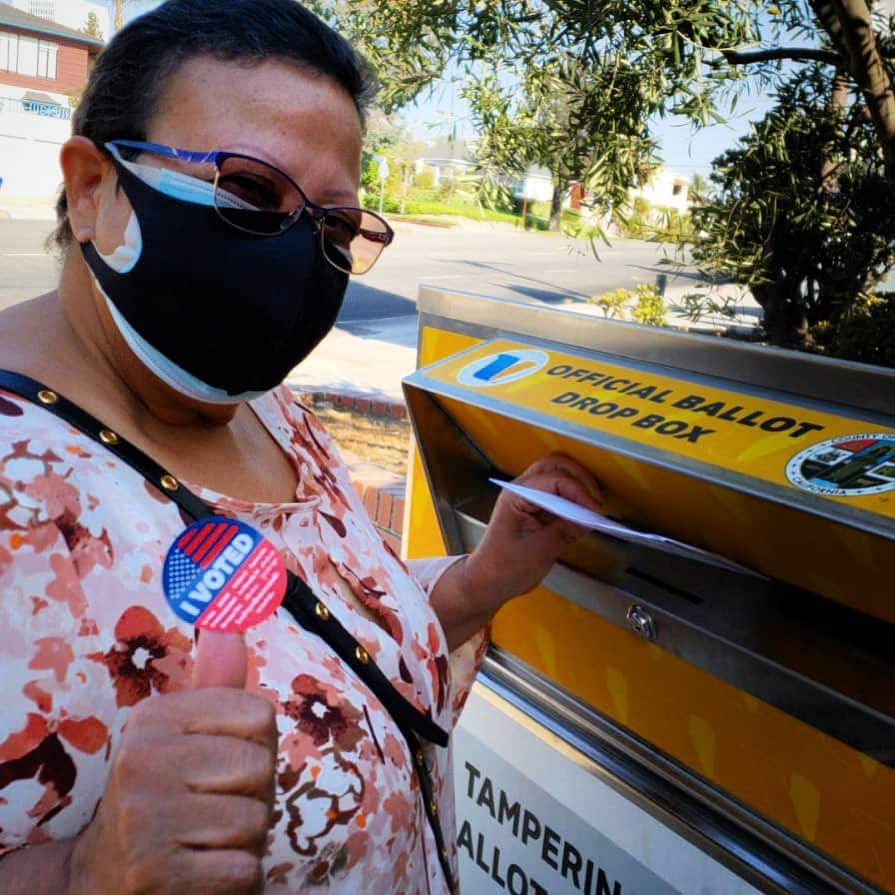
812, 293, 895, 368
414, 169, 437, 190
589, 284, 666, 326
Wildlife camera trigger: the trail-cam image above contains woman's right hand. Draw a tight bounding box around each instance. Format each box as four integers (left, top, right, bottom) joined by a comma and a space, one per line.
69, 632, 277, 895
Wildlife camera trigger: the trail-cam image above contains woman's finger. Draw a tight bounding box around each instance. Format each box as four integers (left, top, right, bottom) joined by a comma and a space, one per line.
556, 519, 591, 544
515, 454, 604, 503
509, 472, 605, 517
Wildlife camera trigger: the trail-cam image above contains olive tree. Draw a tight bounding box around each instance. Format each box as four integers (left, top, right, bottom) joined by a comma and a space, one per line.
309, 0, 895, 350
689, 67, 895, 348
314, 1, 895, 205
311, 0, 759, 225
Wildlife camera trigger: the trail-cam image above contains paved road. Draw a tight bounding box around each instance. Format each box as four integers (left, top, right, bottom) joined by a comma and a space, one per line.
0, 218, 751, 400
340, 224, 696, 328
0, 220, 60, 311
1, 218, 696, 324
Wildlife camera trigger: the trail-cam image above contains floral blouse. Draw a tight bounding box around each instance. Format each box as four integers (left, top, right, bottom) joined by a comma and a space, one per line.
0, 384, 487, 893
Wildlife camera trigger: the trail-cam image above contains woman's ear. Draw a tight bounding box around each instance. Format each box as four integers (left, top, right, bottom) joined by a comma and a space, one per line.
59, 136, 111, 244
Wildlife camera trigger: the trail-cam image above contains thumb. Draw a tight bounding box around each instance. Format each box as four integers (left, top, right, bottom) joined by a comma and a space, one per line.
192, 630, 248, 689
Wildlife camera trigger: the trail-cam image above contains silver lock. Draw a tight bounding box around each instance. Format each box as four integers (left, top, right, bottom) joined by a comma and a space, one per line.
626, 604, 657, 641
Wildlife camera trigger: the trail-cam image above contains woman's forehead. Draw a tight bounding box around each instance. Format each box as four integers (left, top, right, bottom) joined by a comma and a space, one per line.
147, 56, 362, 183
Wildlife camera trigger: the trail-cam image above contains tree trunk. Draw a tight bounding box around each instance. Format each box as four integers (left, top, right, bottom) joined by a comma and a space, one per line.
115, 0, 124, 32
810, 0, 895, 188
752, 283, 812, 348
549, 180, 565, 231
822, 69, 850, 191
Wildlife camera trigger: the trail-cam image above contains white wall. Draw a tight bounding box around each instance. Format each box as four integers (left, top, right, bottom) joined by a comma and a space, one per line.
0, 87, 69, 198
632, 168, 690, 212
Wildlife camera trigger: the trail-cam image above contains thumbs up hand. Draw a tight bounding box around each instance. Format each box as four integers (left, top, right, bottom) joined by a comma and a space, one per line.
68, 630, 278, 895
193, 630, 249, 689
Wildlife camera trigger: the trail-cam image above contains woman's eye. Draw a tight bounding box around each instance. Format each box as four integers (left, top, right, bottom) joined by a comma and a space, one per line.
218, 173, 281, 208
323, 213, 360, 246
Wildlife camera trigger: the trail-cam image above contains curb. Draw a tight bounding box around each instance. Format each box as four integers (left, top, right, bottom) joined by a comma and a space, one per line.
306, 390, 407, 421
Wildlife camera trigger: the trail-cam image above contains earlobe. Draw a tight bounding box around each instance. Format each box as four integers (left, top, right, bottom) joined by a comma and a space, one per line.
60, 136, 109, 243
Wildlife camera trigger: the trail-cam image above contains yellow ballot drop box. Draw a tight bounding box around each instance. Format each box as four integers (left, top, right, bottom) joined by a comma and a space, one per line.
403, 287, 895, 895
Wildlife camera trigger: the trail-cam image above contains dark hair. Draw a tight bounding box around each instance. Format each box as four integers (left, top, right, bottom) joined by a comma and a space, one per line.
53, 0, 375, 250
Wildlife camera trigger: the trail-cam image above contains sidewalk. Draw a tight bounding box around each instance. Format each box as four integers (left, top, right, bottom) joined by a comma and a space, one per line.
286, 315, 418, 403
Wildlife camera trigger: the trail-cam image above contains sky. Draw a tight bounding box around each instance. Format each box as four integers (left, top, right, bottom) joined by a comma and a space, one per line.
651, 101, 776, 176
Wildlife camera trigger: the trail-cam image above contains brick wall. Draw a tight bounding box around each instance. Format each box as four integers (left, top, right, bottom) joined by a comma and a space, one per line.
356, 477, 406, 556
0, 28, 92, 94
306, 390, 407, 421
342, 453, 407, 557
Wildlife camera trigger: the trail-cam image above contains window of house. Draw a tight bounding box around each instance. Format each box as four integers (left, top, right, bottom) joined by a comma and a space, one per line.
28, 2, 56, 21
37, 40, 57, 78
0, 32, 14, 72
16, 35, 38, 76
0, 31, 59, 79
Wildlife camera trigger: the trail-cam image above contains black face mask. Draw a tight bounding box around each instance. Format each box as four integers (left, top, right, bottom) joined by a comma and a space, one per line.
80, 155, 349, 400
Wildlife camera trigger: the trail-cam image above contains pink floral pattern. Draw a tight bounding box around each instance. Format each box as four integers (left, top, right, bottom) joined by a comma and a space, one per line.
0, 385, 487, 892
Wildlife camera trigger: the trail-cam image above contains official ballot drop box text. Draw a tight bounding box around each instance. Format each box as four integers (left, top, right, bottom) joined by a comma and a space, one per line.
403, 287, 895, 895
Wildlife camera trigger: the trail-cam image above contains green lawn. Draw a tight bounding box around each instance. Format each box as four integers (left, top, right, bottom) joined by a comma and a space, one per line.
382, 197, 580, 231
361, 186, 584, 231
402, 199, 524, 225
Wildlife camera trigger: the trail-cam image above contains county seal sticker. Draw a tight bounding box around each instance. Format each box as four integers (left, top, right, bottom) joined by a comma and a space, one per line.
163, 517, 287, 632
786, 433, 895, 497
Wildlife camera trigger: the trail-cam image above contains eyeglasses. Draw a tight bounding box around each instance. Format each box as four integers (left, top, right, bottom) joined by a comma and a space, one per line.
106, 139, 394, 275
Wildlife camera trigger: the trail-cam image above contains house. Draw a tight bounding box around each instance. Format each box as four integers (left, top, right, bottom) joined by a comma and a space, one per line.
412, 138, 477, 188
631, 167, 691, 213
508, 165, 555, 203
3, 0, 113, 38
0, 0, 103, 209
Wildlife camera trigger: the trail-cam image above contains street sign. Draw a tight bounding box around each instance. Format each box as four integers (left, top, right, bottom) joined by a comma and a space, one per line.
373, 154, 390, 181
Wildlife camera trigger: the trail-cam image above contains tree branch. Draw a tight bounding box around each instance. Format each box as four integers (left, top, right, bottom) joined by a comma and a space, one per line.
720, 47, 842, 66
811, 0, 895, 186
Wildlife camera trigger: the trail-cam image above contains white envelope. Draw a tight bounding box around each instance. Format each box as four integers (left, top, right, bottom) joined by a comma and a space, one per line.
490, 478, 765, 578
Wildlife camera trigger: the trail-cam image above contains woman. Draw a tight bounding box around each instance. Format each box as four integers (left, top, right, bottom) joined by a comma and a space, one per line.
0, 2, 602, 893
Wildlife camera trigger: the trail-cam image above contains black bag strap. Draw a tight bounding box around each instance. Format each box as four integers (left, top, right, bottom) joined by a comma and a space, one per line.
0, 370, 455, 891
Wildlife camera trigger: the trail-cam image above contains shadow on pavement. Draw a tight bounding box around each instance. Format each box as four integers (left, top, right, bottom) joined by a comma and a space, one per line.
503, 284, 589, 304
626, 263, 723, 286
338, 281, 418, 322
461, 259, 590, 301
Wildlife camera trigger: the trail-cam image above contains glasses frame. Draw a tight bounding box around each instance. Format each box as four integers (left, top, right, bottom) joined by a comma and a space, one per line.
106, 139, 395, 275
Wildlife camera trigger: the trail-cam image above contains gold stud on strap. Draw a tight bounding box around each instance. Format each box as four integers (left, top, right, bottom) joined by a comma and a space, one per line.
415, 750, 425, 766
355, 645, 370, 665
315, 601, 330, 621
160, 474, 179, 492
441, 847, 448, 859
429, 799, 438, 815
37, 389, 58, 405
99, 428, 119, 446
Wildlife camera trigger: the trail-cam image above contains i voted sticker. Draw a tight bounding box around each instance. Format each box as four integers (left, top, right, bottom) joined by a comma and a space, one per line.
163, 517, 286, 632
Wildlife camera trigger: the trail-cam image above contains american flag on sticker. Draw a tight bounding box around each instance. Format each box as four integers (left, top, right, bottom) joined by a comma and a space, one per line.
162, 516, 287, 633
